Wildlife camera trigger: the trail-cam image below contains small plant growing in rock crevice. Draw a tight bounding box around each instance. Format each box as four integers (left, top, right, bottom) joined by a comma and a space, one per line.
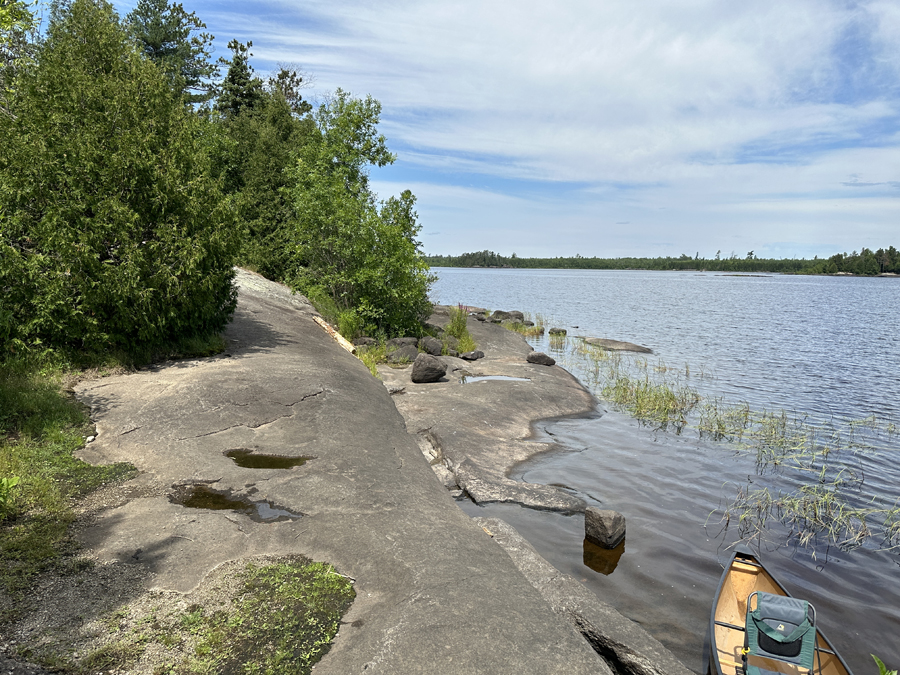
445, 304, 476, 353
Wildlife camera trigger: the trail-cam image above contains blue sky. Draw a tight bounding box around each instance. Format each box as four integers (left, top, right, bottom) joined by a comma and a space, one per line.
117, 0, 899, 258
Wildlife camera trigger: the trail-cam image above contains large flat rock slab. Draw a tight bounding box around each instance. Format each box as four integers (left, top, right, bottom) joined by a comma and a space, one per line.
68, 269, 606, 674
380, 306, 596, 512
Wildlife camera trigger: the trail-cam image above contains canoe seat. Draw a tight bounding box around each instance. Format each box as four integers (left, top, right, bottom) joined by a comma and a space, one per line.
743, 591, 817, 675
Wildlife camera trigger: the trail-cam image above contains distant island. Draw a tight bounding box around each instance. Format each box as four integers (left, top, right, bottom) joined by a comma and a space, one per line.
425, 247, 900, 276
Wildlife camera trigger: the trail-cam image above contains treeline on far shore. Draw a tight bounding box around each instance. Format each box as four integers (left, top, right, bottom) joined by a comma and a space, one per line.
424, 246, 900, 276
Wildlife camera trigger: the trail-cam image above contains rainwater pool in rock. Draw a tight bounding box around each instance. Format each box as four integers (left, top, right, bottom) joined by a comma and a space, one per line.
225, 448, 313, 469
460, 375, 531, 383
169, 485, 303, 522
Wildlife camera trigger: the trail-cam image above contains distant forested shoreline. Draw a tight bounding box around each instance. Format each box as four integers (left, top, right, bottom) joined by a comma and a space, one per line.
424, 247, 900, 276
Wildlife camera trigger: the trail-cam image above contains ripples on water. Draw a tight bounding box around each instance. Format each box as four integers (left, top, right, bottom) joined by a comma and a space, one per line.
436, 268, 900, 674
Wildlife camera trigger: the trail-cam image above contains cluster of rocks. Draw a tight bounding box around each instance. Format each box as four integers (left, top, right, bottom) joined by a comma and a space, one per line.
353, 333, 487, 371
471, 309, 535, 327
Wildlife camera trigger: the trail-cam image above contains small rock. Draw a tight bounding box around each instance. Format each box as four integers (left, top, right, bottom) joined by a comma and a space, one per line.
411, 353, 447, 383
473, 313, 486, 322
460, 350, 485, 361
526, 352, 555, 366
508, 311, 525, 322
548, 327, 567, 336
447, 349, 459, 358
523, 320, 534, 326
444, 335, 459, 350
584, 507, 626, 549
353, 336, 376, 346
386, 385, 406, 395
418, 336, 443, 356
490, 310, 512, 321
86, 435, 96, 443
424, 322, 444, 335
388, 345, 419, 363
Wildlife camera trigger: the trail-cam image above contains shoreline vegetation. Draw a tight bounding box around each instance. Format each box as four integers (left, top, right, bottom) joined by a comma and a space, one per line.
555, 339, 900, 556
425, 247, 900, 276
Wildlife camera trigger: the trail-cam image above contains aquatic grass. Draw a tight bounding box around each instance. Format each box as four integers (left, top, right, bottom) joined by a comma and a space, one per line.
503, 322, 545, 336
601, 374, 700, 431
717, 480, 900, 555
550, 336, 900, 554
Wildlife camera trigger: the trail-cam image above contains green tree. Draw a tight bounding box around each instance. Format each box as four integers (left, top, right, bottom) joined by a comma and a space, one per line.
268, 64, 312, 116
226, 90, 316, 278
0, 0, 240, 354
216, 39, 263, 117
126, 0, 218, 103
286, 90, 433, 336
0, 0, 37, 118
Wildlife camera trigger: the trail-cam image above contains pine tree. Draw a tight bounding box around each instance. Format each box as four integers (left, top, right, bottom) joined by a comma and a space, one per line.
216, 39, 263, 117
127, 0, 218, 103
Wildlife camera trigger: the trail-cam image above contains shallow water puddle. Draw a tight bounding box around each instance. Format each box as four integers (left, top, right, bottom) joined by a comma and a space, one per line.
460, 375, 531, 384
225, 448, 313, 469
169, 485, 303, 522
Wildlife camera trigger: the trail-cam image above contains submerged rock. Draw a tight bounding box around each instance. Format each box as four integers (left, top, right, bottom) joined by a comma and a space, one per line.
548, 328, 567, 336
584, 338, 651, 353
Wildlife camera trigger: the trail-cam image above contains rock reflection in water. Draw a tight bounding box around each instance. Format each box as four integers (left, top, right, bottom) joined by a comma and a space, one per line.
169, 485, 303, 522
583, 538, 625, 576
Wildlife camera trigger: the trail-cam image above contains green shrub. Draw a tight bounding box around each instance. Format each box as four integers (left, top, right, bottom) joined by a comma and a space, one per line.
0, 0, 240, 355
445, 304, 476, 352
286, 90, 434, 338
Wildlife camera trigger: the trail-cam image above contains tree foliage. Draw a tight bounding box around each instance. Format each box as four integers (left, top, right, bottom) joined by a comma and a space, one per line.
225, 91, 316, 278
286, 90, 433, 337
425, 247, 900, 275
0, 0, 37, 118
126, 0, 218, 103
216, 39, 263, 117
0, 0, 239, 354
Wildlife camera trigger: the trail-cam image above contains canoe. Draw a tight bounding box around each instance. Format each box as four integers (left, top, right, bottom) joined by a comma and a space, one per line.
709, 549, 854, 675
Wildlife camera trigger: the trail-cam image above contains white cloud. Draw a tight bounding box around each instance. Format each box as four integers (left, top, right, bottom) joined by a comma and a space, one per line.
178, 0, 900, 255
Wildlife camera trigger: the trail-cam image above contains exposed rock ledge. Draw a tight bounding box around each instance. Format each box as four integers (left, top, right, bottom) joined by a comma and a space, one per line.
584, 337, 653, 353
475, 517, 694, 675
380, 307, 694, 674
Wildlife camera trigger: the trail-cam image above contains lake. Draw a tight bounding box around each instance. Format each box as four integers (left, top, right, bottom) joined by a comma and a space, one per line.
432, 268, 900, 674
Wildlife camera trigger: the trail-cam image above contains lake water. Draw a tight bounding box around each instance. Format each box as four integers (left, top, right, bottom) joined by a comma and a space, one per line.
432, 268, 900, 675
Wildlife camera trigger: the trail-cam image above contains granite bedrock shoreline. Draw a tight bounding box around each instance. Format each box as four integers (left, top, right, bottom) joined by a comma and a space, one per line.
2, 269, 694, 675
